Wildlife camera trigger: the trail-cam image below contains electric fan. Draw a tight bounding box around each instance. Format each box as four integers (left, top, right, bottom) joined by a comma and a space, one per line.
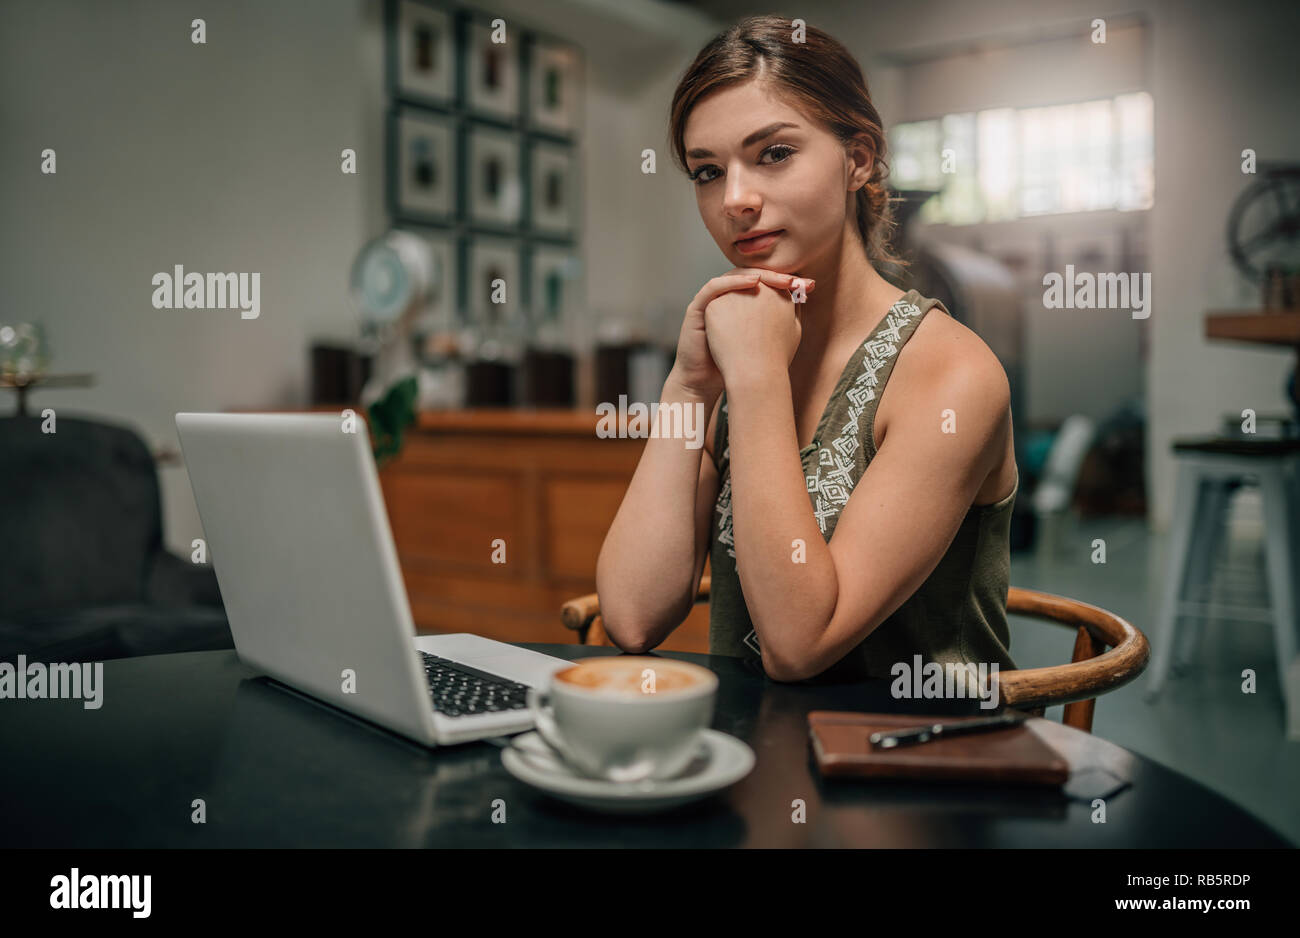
349, 230, 445, 462
1226, 165, 1300, 418
1227, 164, 1300, 285
350, 229, 444, 406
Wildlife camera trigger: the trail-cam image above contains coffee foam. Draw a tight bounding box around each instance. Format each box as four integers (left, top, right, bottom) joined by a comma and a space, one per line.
554, 658, 707, 696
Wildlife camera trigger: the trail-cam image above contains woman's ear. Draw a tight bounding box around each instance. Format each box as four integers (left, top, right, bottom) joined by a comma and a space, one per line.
845, 134, 875, 192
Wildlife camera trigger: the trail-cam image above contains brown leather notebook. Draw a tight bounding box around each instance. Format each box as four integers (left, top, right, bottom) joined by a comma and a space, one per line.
808, 710, 1070, 786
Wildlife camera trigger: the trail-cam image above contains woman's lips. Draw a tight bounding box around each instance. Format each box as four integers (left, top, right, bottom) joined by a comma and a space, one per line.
735, 229, 784, 254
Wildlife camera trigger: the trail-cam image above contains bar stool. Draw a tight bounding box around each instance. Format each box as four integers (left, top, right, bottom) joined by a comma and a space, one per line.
1146, 437, 1300, 739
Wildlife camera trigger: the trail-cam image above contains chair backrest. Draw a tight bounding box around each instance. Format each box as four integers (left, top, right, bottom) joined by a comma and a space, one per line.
561, 578, 1149, 734
999, 586, 1148, 730
0, 415, 163, 616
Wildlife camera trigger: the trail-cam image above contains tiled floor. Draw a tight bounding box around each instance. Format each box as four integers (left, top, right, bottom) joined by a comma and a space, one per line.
1010, 506, 1299, 846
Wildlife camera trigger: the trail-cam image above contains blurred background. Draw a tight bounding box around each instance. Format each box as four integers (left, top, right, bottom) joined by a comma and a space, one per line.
2, 0, 1298, 840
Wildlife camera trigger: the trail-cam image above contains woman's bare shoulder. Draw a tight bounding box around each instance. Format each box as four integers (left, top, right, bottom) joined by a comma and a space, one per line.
877, 305, 1009, 441
904, 305, 1006, 388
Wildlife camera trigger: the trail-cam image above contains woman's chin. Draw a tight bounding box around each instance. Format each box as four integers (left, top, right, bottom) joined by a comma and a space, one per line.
728, 251, 801, 275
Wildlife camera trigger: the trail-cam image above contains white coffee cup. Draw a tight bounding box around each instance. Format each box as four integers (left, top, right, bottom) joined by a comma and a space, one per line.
525, 656, 718, 781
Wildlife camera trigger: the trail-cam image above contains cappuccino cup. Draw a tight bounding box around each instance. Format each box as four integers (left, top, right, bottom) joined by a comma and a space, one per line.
526, 656, 718, 781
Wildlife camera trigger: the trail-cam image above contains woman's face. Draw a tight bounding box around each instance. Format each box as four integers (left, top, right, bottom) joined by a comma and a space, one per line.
683, 79, 864, 274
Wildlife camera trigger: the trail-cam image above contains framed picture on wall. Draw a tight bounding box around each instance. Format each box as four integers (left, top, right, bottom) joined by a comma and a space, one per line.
394, 0, 455, 106
468, 125, 523, 227
528, 38, 581, 135
530, 141, 576, 236
393, 108, 457, 222
468, 237, 524, 333
529, 246, 580, 342
466, 17, 519, 120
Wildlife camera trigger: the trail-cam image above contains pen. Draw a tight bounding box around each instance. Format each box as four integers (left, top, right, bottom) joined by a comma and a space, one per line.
869, 711, 1029, 749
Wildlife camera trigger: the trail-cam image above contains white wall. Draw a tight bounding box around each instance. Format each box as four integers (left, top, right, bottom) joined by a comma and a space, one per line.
0, 0, 375, 556
6, 0, 1293, 561
701, 0, 1299, 529
893, 18, 1147, 115
1143, 0, 1298, 530
0, 0, 723, 556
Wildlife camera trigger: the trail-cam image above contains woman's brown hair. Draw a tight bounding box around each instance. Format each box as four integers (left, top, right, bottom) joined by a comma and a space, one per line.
668, 14, 908, 276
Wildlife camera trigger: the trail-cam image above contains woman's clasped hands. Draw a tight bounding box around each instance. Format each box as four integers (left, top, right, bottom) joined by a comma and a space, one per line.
671, 267, 816, 400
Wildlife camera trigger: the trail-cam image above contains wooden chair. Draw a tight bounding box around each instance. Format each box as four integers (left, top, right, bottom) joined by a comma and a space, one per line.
560, 577, 1150, 734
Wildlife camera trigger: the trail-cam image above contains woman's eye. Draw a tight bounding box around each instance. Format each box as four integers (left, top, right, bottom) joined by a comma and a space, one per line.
760, 144, 795, 165
690, 145, 796, 186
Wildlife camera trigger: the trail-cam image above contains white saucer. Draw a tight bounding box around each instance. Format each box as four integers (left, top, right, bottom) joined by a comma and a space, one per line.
501, 729, 755, 814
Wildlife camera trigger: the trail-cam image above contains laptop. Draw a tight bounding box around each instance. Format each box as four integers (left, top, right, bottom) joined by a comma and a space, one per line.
174, 412, 575, 747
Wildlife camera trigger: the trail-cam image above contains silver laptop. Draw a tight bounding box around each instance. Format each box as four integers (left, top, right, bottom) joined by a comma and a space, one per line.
174, 412, 573, 747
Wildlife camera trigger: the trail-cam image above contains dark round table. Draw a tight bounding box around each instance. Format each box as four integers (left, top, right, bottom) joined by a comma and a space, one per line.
0, 644, 1290, 847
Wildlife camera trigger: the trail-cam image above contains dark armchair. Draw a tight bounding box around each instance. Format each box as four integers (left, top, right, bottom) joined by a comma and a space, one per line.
0, 414, 233, 662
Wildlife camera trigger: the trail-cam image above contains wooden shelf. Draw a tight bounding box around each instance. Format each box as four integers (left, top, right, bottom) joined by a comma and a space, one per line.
1205, 310, 1300, 346
382, 410, 710, 652
414, 407, 605, 436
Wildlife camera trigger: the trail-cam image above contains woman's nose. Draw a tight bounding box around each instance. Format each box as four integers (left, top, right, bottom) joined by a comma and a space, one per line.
722, 166, 762, 217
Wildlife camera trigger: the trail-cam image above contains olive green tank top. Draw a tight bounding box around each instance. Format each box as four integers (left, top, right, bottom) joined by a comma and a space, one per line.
708, 289, 1019, 681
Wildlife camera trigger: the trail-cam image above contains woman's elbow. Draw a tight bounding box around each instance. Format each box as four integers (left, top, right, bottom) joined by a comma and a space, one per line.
760, 647, 818, 683
596, 577, 691, 656
596, 591, 661, 653
760, 627, 837, 682
600, 614, 659, 654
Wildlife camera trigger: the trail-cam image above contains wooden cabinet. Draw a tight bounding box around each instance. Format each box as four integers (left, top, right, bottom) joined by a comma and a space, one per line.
371, 408, 711, 652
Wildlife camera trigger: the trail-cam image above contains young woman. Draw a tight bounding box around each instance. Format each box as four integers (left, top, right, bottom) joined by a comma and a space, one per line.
596, 15, 1019, 684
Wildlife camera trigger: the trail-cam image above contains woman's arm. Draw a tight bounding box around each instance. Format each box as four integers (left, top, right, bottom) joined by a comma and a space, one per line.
596, 268, 812, 653
595, 372, 720, 653
706, 285, 1009, 681
725, 349, 1010, 681
721, 368, 836, 677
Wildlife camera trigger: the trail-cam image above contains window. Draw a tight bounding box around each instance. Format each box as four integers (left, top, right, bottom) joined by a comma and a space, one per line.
888, 92, 1153, 224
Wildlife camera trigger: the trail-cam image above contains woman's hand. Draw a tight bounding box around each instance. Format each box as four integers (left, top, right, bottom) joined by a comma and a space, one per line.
671, 268, 814, 399
703, 274, 809, 389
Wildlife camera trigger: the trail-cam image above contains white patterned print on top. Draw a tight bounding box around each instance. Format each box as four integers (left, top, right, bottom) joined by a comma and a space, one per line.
714, 397, 735, 558
713, 296, 924, 657
805, 298, 923, 536
713, 296, 925, 560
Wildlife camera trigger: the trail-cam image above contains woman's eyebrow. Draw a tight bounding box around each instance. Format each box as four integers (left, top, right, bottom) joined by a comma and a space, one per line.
686, 121, 799, 160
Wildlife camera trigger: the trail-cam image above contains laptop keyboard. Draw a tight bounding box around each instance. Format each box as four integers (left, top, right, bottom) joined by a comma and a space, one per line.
418, 651, 531, 718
